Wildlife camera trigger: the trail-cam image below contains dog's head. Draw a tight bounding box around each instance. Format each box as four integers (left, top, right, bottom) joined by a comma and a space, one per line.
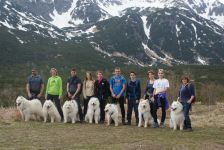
171, 101, 183, 113
89, 97, 99, 107
139, 99, 150, 112
16, 96, 26, 107
64, 101, 72, 110
104, 104, 112, 113
44, 100, 54, 109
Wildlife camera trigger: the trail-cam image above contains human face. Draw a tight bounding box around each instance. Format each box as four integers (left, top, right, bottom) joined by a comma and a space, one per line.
51, 69, 57, 76
130, 73, 136, 81
148, 73, 154, 80
114, 69, 121, 76
182, 79, 188, 85
86, 72, 91, 80
97, 72, 103, 79
71, 71, 76, 77
158, 71, 164, 79
31, 69, 37, 76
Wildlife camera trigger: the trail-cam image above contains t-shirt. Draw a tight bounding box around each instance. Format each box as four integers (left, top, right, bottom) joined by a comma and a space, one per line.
153, 78, 169, 94
27, 75, 43, 93
67, 76, 82, 94
109, 75, 126, 96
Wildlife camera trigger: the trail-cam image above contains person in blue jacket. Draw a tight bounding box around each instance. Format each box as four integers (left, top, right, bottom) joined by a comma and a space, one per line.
126, 71, 141, 125
178, 76, 195, 131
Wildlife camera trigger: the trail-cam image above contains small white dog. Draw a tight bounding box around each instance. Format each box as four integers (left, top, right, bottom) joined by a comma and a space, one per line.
16, 96, 43, 121
104, 104, 119, 126
138, 99, 153, 128
42, 100, 61, 123
63, 100, 78, 123
170, 101, 184, 131
85, 97, 100, 124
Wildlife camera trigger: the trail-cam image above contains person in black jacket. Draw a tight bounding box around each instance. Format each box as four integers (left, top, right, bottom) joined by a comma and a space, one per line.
126, 71, 141, 125
94, 70, 110, 123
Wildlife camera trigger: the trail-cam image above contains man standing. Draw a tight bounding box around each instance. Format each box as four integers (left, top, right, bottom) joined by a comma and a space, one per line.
67, 68, 83, 122
109, 67, 126, 125
26, 68, 44, 100
126, 71, 141, 125
94, 70, 110, 123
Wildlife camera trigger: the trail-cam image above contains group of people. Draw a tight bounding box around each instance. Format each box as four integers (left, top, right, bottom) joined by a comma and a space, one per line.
26, 67, 195, 131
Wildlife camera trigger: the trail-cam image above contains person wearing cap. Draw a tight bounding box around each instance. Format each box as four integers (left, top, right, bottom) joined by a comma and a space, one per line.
26, 68, 44, 100
45, 68, 63, 120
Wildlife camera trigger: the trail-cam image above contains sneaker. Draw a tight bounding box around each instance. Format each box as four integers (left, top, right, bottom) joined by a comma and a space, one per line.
159, 122, 165, 128
152, 123, 159, 128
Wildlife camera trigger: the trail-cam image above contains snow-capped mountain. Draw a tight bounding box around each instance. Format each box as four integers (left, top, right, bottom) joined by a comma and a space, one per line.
0, 0, 224, 66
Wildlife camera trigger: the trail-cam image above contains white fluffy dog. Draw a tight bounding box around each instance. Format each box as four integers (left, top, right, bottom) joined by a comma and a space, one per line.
16, 96, 43, 121
63, 100, 78, 123
170, 101, 184, 131
104, 104, 119, 126
42, 100, 61, 123
85, 97, 100, 124
138, 99, 153, 128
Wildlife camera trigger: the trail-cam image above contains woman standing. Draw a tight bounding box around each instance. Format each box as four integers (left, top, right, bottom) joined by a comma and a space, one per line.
178, 76, 195, 131
83, 71, 95, 116
45, 68, 63, 120
152, 69, 169, 128
94, 70, 110, 123
144, 70, 155, 118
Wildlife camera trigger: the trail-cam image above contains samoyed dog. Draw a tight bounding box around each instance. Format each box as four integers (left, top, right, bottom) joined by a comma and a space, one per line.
62, 100, 78, 123
138, 99, 153, 128
42, 100, 61, 123
16, 96, 43, 121
104, 104, 119, 126
85, 97, 100, 124
170, 101, 184, 131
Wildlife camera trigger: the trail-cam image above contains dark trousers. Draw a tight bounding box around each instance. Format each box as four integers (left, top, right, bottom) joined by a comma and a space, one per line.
84, 96, 93, 116
112, 96, 125, 121
97, 96, 106, 121
181, 101, 192, 129
67, 95, 83, 121
47, 94, 64, 120
153, 95, 166, 124
145, 94, 154, 117
127, 98, 138, 123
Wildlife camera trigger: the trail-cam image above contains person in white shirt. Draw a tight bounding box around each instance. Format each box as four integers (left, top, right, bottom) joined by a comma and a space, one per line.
152, 69, 170, 128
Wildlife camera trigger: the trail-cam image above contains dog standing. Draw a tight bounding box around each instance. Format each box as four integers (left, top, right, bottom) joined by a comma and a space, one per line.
16, 96, 43, 121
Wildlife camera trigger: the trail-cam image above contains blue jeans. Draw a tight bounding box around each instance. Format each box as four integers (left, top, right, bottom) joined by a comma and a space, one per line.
181, 101, 192, 129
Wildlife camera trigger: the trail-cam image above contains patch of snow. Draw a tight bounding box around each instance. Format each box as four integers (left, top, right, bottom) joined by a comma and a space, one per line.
50, 0, 78, 28
141, 16, 150, 39
0, 20, 15, 29
197, 56, 208, 65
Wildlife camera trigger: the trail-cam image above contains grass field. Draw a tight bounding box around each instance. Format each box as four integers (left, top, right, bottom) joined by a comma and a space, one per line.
0, 103, 224, 150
